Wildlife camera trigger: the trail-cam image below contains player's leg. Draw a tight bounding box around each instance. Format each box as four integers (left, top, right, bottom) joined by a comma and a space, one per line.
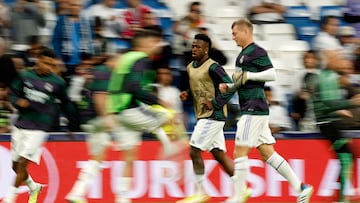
257, 116, 312, 203
4, 128, 48, 203
224, 115, 259, 203
211, 148, 234, 176
112, 124, 142, 203
66, 131, 110, 202
208, 121, 234, 177
177, 119, 225, 203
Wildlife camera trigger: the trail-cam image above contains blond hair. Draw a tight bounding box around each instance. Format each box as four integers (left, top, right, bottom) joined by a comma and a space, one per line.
231, 18, 253, 33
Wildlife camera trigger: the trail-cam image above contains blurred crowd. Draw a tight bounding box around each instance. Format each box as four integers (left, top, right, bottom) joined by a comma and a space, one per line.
0, 0, 359, 135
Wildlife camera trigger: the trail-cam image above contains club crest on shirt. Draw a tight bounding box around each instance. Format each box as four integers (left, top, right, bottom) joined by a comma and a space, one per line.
239, 55, 245, 64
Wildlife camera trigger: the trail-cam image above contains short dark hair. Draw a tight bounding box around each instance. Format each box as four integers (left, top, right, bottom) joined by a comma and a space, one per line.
39, 46, 56, 59
320, 15, 338, 30
131, 28, 162, 47
264, 86, 272, 91
194, 33, 212, 49
189, 1, 201, 9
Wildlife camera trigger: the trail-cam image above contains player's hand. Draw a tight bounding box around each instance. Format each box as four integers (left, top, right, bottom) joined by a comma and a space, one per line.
336, 110, 353, 118
219, 83, 228, 93
179, 91, 188, 101
16, 99, 30, 108
232, 70, 247, 87
202, 99, 213, 110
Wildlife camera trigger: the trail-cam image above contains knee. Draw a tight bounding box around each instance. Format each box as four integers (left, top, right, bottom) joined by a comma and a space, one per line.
211, 149, 225, 162
189, 147, 201, 160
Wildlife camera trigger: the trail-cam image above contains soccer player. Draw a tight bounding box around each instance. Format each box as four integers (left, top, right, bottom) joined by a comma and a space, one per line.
177, 33, 235, 203
219, 18, 313, 203
106, 29, 176, 203
2, 47, 79, 203
65, 55, 115, 203
312, 50, 360, 202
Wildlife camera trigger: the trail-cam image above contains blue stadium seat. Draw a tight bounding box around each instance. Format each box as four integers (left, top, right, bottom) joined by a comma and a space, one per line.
294, 20, 320, 45
284, 6, 312, 26
319, 5, 348, 26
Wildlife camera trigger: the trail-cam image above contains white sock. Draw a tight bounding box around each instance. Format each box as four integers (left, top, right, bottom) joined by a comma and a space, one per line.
232, 156, 249, 199
195, 174, 204, 194
25, 174, 37, 191
69, 160, 101, 196
154, 128, 172, 147
266, 152, 302, 193
4, 186, 18, 202
116, 177, 132, 196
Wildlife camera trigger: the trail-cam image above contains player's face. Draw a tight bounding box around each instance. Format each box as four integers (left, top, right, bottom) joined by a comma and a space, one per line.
36, 56, 57, 76
232, 25, 246, 47
191, 39, 208, 60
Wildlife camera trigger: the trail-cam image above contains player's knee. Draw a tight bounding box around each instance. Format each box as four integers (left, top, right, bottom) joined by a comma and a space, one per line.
189, 146, 201, 159
210, 148, 225, 161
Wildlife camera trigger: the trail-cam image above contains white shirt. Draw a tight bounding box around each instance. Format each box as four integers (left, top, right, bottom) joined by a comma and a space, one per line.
157, 85, 183, 114
84, 4, 126, 38
269, 104, 292, 129
312, 31, 343, 51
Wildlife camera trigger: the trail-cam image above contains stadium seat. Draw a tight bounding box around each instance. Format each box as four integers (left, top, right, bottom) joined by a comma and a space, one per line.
262, 23, 297, 41
277, 40, 310, 69
319, 5, 347, 25
280, 0, 304, 6
284, 5, 312, 25
294, 20, 320, 45
254, 40, 278, 60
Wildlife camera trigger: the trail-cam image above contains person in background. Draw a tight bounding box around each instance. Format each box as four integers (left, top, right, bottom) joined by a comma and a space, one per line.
177, 34, 235, 203
264, 86, 292, 134
122, 0, 152, 40
155, 67, 185, 141
0, 82, 15, 134
291, 50, 320, 131
2, 47, 79, 203
84, 0, 126, 53
220, 18, 313, 203
0, 0, 10, 40
10, 0, 45, 45
343, 0, 360, 38
246, 0, 286, 24
173, 1, 205, 56
312, 16, 343, 57
51, 0, 94, 83
338, 25, 360, 73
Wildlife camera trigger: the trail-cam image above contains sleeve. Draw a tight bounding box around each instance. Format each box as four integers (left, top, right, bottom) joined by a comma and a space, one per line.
247, 68, 276, 82
9, 75, 25, 110
209, 63, 235, 109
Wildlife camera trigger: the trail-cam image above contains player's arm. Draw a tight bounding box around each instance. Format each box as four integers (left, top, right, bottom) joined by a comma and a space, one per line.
9, 74, 30, 109
57, 80, 80, 132
209, 63, 235, 109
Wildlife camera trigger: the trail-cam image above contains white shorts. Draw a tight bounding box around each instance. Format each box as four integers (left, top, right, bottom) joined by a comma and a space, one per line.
235, 115, 275, 148
190, 119, 226, 152
86, 132, 111, 155
112, 105, 173, 150
11, 126, 49, 165
117, 105, 173, 132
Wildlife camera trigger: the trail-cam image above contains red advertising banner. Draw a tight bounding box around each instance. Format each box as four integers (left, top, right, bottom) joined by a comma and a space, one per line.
1, 138, 360, 202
